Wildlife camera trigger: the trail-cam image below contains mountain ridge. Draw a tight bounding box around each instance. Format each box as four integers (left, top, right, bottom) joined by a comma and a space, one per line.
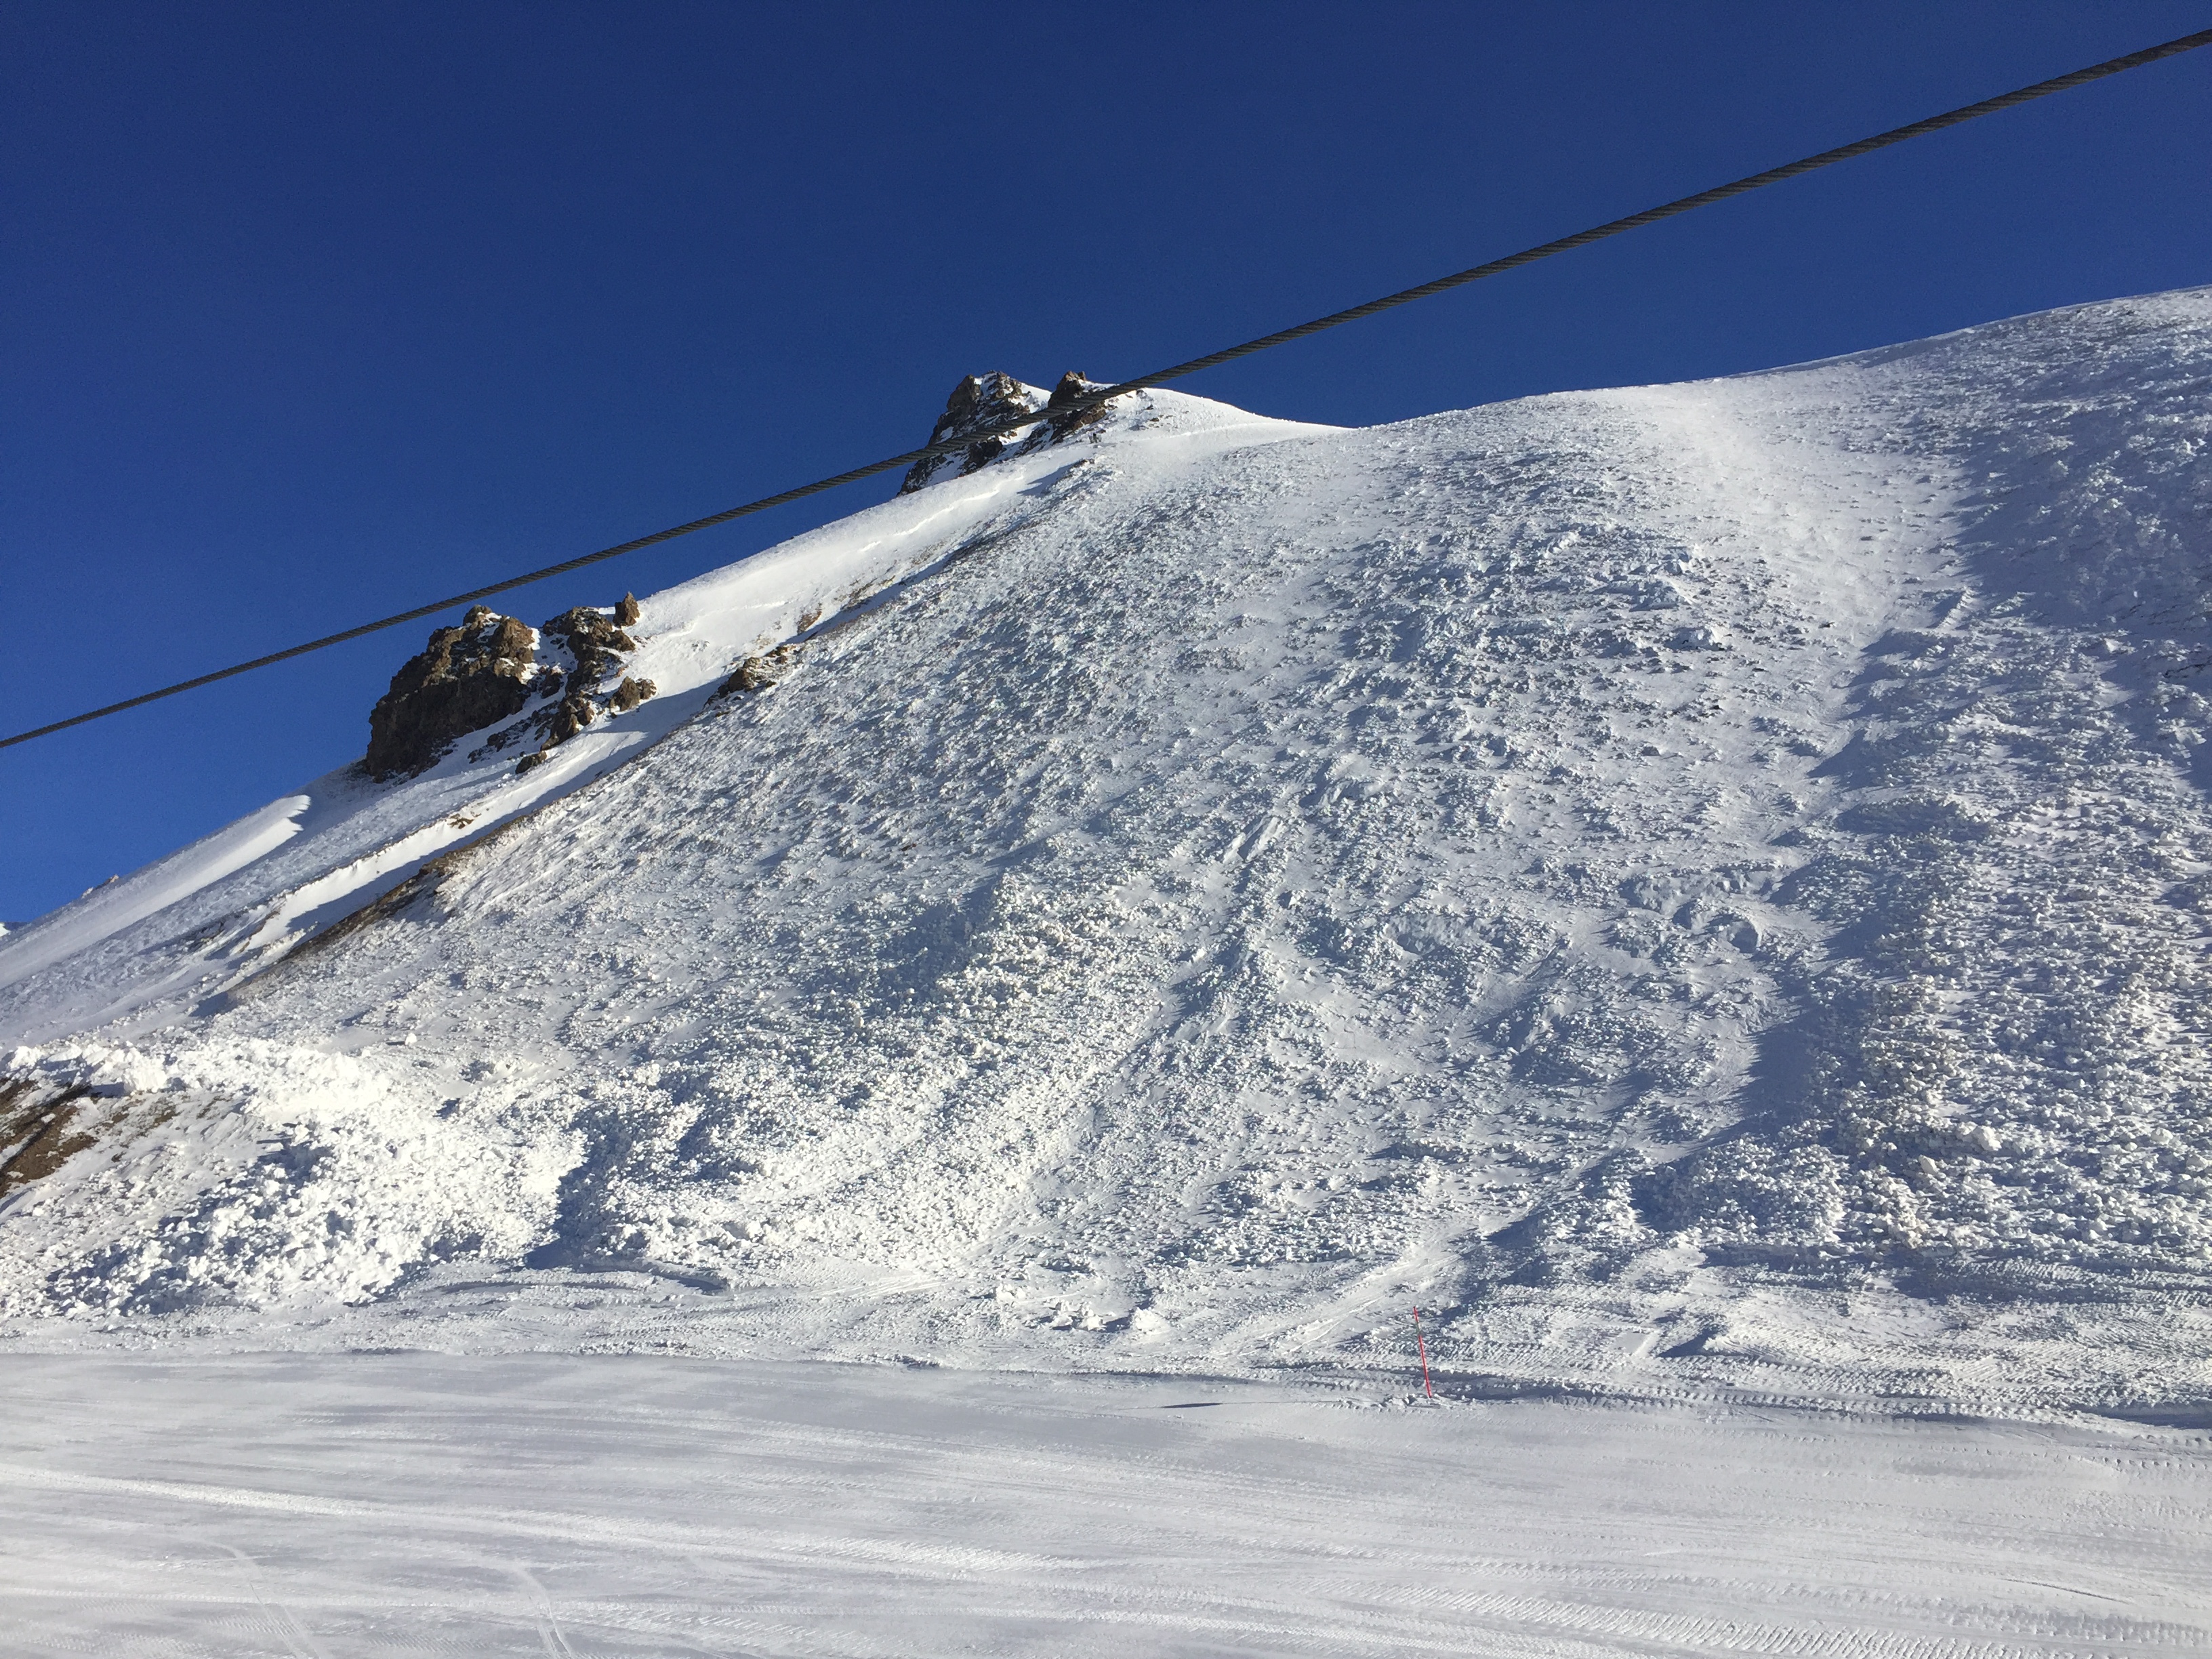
4, 289, 2211, 1410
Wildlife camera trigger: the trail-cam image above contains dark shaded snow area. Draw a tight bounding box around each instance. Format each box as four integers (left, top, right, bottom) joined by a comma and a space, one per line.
3, 290, 2211, 1410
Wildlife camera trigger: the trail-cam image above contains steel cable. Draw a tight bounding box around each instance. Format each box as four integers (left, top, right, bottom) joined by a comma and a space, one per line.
6, 25, 2209, 754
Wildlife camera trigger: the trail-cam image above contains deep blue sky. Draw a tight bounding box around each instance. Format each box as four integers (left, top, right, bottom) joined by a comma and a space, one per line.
4, 3, 2209, 924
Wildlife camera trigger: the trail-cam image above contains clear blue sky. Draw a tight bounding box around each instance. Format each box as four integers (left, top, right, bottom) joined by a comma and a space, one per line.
4, 2, 2209, 924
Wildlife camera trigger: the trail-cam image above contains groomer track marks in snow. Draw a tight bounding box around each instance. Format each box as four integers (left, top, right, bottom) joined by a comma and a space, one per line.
1, 1357, 2206, 1658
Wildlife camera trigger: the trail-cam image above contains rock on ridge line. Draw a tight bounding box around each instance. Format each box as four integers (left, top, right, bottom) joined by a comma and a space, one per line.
362, 595, 654, 781
369, 362, 1122, 783
899, 371, 1121, 494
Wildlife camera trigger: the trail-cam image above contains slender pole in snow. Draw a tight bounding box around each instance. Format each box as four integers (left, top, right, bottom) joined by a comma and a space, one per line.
1413, 1307, 1435, 1400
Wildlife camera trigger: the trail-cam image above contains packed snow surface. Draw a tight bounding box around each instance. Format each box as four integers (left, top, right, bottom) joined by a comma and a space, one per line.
5, 1354, 2207, 1658
5, 292, 2212, 1411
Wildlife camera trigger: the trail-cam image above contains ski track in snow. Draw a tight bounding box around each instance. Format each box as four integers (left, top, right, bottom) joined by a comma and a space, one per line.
2, 293, 2211, 1414
1, 1354, 2207, 1658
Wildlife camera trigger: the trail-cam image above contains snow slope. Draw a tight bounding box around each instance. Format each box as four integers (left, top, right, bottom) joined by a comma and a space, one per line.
5, 291, 2212, 1411
0, 387, 1324, 1034
7, 1353, 2207, 1658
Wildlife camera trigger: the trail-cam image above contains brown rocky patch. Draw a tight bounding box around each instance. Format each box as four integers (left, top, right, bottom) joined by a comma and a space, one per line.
542, 607, 638, 677
364, 606, 541, 779
0, 1076, 97, 1197
897, 371, 1126, 496
899, 372, 1048, 494
1044, 369, 1115, 438
714, 644, 802, 699
363, 598, 657, 781
504, 608, 653, 772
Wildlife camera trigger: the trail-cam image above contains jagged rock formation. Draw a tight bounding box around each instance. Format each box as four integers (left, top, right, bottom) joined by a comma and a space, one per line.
506, 607, 649, 771
364, 607, 542, 779
899, 373, 1049, 493
900, 371, 1130, 495
371, 371, 1130, 780
537, 606, 638, 720
364, 602, 657, 780
1042, 370, 1114, 438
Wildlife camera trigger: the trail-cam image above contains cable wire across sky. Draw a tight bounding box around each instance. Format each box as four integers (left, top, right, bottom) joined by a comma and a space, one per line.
5, 24, 2209, 754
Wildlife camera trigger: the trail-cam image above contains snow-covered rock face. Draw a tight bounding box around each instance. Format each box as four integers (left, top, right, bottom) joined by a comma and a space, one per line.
899, 369, 1123, 494
364, 606, 544, 778
4, 292, 2212, 1407
363, 599, 654, 779
899, 371, 1050, 493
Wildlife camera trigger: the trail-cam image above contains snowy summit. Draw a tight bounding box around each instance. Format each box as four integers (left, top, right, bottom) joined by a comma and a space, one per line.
5, 290, 2212, 1412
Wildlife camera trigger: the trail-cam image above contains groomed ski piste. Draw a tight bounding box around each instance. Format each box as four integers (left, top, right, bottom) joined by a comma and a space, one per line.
3, 290, 2211, 1656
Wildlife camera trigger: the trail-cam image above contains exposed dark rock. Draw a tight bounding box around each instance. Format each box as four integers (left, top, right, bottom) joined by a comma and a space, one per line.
496, 607, 648, 770
718, 659, 772, 697
899, 373, 1048, 494
541, 607, 638, 684
543, 694, 597, 745
363, 596, 655, 781
898, 371, 1132, 495
365, 608, 541, 779
490, 611, 663, 773
1044, 369, 1115, 438
714, 644, 801, 699
1, 1076, 97, 1198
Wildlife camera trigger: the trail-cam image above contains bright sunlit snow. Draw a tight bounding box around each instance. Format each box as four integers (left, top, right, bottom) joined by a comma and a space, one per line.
4, 1353, 2207, 1658
5, 293, 2212, 1428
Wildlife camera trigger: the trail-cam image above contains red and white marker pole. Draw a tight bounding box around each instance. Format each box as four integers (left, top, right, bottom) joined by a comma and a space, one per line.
1412, 1306, 1435, 1400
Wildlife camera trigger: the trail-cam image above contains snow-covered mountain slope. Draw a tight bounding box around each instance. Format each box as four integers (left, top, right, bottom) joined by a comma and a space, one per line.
0, 386, 1325, 1037
5, 290, 2211, 1410
13, 1355, 2208, 1659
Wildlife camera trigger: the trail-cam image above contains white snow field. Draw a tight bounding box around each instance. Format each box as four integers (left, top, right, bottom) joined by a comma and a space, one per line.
3, 1353, 2209, 1659
5, 287, 2212, 1429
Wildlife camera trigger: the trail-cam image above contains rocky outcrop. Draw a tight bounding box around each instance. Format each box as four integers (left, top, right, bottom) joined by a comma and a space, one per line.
0, 1075, 96, 1200
363, 365, 1132, 780
899, 373, 1049, 493
713, 643, 801, 700
899, 371, 1128, 495
510, 607, 642, 762
540, 607, 637, 693
1042, 370, 1115, 438
365, 607, 542, 779
364, 600, 657, 781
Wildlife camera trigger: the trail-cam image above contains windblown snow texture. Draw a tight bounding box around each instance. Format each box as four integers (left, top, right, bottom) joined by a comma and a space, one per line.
4, 291, 2211, 1408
